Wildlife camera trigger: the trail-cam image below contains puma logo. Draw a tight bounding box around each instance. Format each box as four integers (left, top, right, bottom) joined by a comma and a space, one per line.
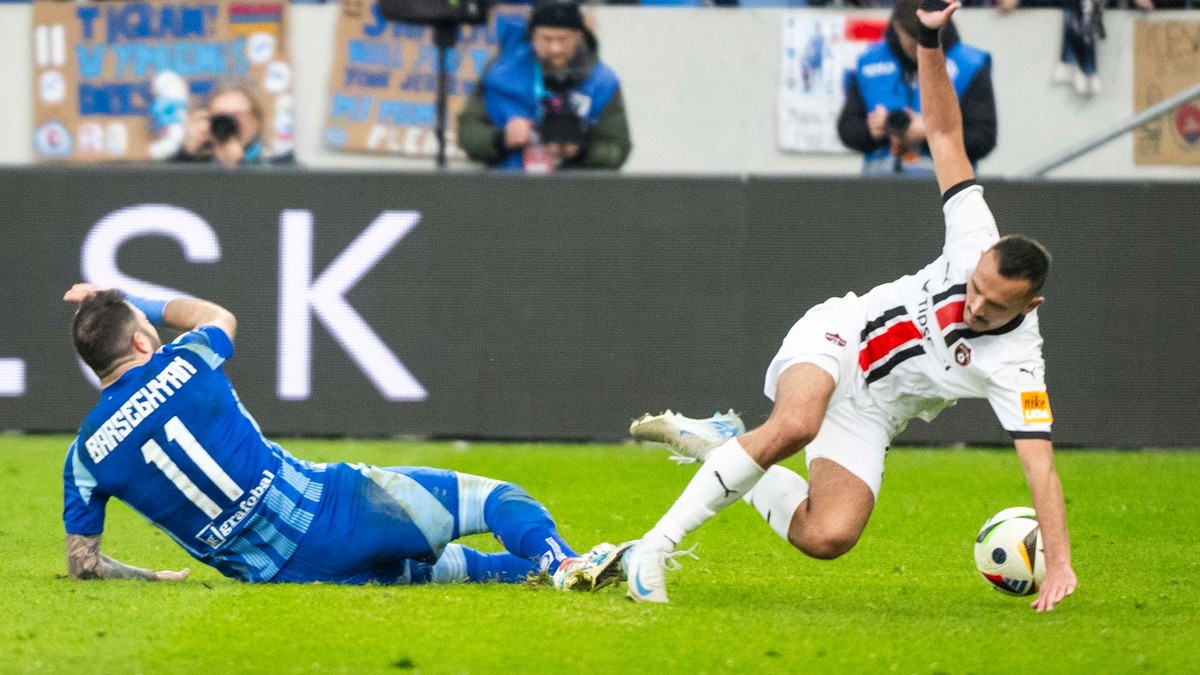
714, 471, 737, 499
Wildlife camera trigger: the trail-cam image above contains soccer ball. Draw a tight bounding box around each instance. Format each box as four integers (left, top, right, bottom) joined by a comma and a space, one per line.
974, 507, 1046, 596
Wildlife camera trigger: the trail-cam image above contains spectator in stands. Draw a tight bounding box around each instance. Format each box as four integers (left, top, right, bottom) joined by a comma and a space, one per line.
1053, 0, 1154, 96
837, 0, 995, 176
457, 0, 631, 171
974, 0, 1156, 97
173, 83, 294, 168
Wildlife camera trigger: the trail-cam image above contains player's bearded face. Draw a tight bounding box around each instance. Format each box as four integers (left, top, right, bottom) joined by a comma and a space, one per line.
964, 251, 1039, 332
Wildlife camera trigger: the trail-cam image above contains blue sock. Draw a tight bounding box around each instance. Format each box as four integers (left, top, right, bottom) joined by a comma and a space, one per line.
411, 545, 536, 585
462, 549, 537, 584
484, 483, 578, 574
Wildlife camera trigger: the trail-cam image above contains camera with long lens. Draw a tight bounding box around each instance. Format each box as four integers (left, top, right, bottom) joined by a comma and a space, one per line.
885, 109, 911, 138
538, 97, 584, 145
209, 114, 240, 144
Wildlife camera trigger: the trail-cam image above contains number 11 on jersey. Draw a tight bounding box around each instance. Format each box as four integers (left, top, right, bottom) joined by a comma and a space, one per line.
141, 416, 244, 519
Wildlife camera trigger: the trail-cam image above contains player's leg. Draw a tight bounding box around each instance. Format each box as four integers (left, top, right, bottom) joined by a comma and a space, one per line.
625, 298, 858, 602
788, 459, 875, 558
744, 398, 888, 560
626, 363, 835, 603
275, 464, 580, 586
452, 471, 581, 575
383, 466, 582, 577
405, 544, 538, 584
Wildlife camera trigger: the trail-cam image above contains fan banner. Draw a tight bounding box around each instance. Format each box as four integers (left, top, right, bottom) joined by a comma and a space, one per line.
1133, 20, 1200, 167
777, 12, 887, 154
322, 0, 527, 158
30, 0, 294, 163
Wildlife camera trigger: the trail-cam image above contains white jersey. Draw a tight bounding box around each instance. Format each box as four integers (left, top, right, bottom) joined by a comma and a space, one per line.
852, 183, 1053, 439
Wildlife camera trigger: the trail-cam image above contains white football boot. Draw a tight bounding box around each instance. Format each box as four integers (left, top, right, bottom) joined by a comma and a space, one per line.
629, 410, 745, 464
623, 539, 699, 604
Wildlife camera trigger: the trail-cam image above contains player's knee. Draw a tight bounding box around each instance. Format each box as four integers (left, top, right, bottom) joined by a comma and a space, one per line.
765, 414, 821, 450
796, 527, 861, 560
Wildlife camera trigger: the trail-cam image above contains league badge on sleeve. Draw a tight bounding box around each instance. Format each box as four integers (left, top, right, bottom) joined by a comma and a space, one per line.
1020, 391, 1053, 425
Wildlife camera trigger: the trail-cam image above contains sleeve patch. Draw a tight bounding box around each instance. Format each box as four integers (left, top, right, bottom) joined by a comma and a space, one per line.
1021, 391, 1053, 424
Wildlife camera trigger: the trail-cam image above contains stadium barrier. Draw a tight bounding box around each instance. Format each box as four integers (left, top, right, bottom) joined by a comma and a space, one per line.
1, 168, 1196, 447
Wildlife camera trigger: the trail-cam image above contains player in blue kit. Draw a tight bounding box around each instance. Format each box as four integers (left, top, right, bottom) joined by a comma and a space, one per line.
61, 283, 628, 590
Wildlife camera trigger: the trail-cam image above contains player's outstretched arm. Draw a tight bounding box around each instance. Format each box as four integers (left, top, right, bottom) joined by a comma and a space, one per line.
64, 283, 237, 343
160, 297, 237, 343
915, 1, 975, 195
1013, 438, 1078, 612
66, 534, 190, 582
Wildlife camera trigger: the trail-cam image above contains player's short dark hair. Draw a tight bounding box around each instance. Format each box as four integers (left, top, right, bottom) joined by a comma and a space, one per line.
991, 235, 1052, 295
72, 290, 138, 379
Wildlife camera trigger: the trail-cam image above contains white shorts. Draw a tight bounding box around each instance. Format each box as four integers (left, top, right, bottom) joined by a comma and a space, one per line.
763, 294, 896, 497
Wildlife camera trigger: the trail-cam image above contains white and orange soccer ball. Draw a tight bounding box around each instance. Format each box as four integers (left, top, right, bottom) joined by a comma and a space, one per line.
974, 507, 1046, 596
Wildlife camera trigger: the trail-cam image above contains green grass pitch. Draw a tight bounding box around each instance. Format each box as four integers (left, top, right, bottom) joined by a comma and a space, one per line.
2, 436, 1198, 673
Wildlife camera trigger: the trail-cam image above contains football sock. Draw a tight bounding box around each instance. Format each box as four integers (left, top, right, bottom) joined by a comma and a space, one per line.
454, 472, 504, 537
646, 439, 766, 548
415, 545, 537, 584
483, 482, 578, 574
744, 466, 809, 543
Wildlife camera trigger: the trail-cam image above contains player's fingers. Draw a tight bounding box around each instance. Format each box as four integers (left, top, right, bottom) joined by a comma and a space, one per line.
156, 567, 190, 581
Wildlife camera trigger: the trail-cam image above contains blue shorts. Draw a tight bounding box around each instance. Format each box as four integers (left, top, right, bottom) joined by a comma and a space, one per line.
271, 463, 500, 584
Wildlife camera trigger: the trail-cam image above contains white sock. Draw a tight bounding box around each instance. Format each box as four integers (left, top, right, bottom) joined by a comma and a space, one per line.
646, 439, 766, 548
743, 466, 809, 543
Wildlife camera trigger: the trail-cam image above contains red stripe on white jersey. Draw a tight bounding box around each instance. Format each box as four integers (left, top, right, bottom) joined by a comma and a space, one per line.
936, 300, 966, 331
859, 320, 922, 372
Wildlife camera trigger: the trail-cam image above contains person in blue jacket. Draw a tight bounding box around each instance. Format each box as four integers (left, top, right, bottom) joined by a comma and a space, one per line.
457, 0, 631, 170
837, 0, 996, 177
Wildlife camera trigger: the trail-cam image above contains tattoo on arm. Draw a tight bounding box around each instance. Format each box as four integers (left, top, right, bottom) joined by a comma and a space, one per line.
66, 534, 157, 581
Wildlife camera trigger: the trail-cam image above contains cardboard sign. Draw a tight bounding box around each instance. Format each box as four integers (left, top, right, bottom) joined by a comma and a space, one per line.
1133, 20, 1200, 167
31, 0, 293, 163
323, 0, 526, 158
778, 13, 888, 154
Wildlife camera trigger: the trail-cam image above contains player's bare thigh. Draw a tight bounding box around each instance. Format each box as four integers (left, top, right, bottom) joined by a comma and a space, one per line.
786, 458, 875, 560
740, 363, 835, 467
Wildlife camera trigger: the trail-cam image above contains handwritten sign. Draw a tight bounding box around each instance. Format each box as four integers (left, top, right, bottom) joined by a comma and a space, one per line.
778, 14, 887, 154
323, 0, 526, 158
1133, 20, 1200, 167
31, 0, 293, 162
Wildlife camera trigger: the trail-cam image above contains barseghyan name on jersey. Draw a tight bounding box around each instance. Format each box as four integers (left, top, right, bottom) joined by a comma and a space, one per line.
84, 356, 198, 463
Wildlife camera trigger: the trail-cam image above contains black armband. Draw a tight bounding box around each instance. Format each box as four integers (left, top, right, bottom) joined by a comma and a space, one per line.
918, 0, 949, 49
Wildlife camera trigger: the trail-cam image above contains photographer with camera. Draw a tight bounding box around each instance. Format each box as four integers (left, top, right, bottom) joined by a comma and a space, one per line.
173, 84, 294, 168
837, 0, 995, 177
457, 0, 631, 172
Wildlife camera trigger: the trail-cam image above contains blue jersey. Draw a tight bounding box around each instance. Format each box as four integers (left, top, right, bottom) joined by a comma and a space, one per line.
63, 326, 325, 581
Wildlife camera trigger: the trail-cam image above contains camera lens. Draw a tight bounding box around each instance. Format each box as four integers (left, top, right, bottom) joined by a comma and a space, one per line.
210, 114, 240, 143
885, 110, 911, 136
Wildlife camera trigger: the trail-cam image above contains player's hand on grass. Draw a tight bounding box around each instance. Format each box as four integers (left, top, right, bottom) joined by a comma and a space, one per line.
1031, 564, 1076, 612
916, 1, 961, 30
63, 283, 101, 303
152, 567, 191, 582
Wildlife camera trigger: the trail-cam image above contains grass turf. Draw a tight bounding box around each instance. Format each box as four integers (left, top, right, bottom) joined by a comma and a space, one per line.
1, 436, 1198, 673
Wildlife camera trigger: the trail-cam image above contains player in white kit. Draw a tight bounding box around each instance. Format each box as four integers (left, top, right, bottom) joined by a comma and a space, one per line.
623, 0, 1076, 612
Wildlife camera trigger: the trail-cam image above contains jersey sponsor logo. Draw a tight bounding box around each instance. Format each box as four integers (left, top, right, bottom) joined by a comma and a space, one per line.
84, 356, 198, 463
1021, 391, 1053, 424
954, 342, 972, 366
824, 332, 846, 347
196, 469, 276, 548
862, 61, 897, 78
